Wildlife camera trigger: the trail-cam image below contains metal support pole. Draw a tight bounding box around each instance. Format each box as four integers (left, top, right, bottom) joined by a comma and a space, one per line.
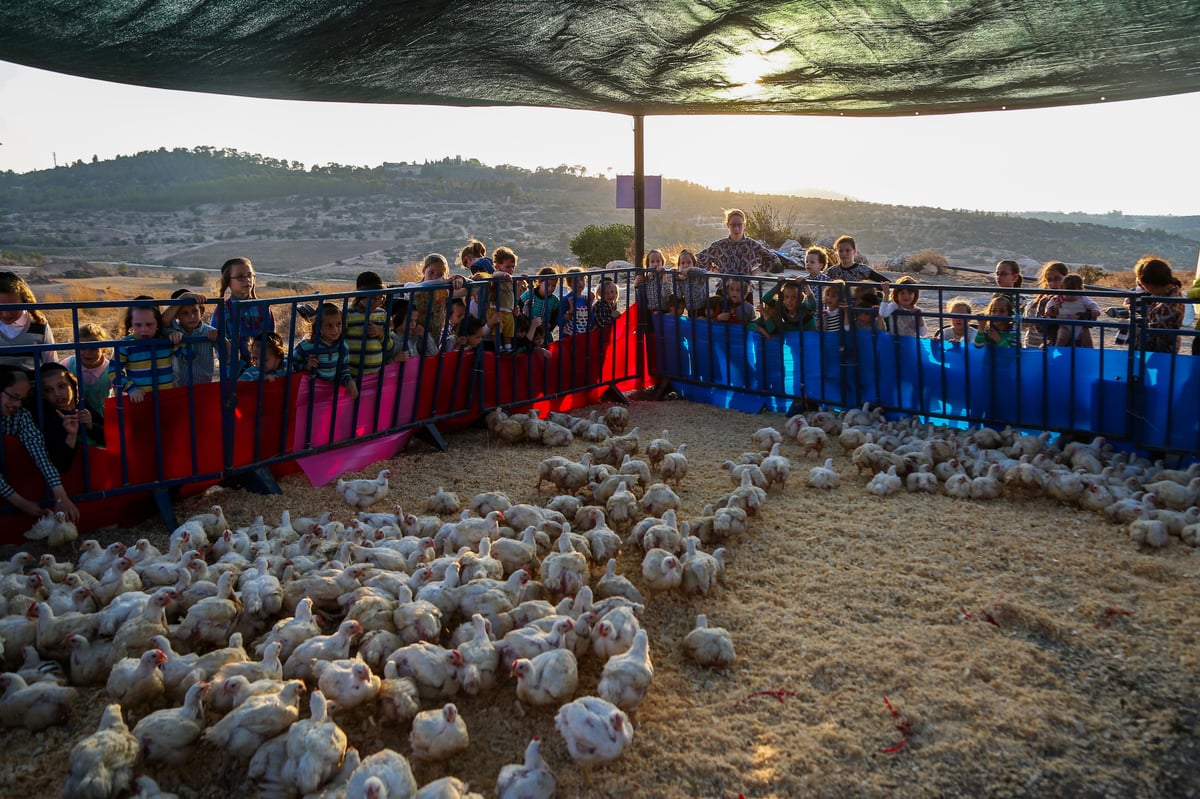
633, 115, 645, 270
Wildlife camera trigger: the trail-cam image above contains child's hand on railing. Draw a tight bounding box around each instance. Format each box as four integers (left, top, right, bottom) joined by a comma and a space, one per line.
128, 387, 146, 403
167, 330, 183, 345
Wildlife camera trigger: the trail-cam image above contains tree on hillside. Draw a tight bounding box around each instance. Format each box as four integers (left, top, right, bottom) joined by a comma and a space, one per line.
570, 223, 635, 268
745, 202, 811, 249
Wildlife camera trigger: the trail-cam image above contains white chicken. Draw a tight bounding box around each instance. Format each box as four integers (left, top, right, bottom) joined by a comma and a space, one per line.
592, 605, 641, 661
795, 423, 828, 458
345, 748, 418, 799
379, 661, 422, 725
24, 510, 78, 549
751, 426, 782, 450
640, 482, 682, 517
282, 689, 348, 796
174, 569, 243, 649
495, 737, 557, 799
132, 680, 208, 766
595, 558, 644, 604
684, 614, 736, 668
390, 641, 463, 701
65, 704, 140, 799
0, 671, 77, 730
806, 458, 841, 489
253, 595, 321, 662
555, 696, 634, 777
597, 629, 653, 718
867, 465, 903, 497
512, 644, 579, 707
316, 655, 381, 712
456, 613, 499, 696
205, 679, 305, 766
65, 633, 115, 686
680, 537, 726, 596
641, 548, 682, 593
539, 532, 589, 597
284, 618, 362, 683
337, 468, 393, 510
657, 442, 688, 487
645, 430, 673, 471
410, 702, 470, 763
106, 648, 167, 717
239, 555, 284, 622
426, 485, 461, 515
722, 460, 768, 489
906, 464, 940, 494
760, 442, 791, 489
1129, 499, 1169, 548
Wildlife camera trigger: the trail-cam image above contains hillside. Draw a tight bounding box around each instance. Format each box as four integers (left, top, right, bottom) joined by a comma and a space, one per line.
1, 148, 1196, 273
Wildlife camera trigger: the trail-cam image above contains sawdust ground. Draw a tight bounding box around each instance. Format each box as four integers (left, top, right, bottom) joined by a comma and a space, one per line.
3, 400, 1199, 799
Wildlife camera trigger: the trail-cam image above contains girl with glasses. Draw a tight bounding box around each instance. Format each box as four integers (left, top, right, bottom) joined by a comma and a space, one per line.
0, 366, 80, 521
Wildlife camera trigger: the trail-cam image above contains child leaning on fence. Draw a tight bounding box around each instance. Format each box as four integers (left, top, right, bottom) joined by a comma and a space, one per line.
592, 278, 621, 330
0, 270, 56, 374
559, 267, 592, 337
344, 271, 395, 378
637, 249, 674, 314
974, 295, 1020, 348
109, 297, 181, 403
1130, 255, 1185, 354
520, 267, 561, 342
879, 276, 927, 337
163, 289, 218, 386
932, 297, 978, 345
1048, 274, 1100, 348
674, 249, 710, 318
212, 257, 276, 375
238, 333, 289, 382
405, 254, 453, 355
290, 302, 359, 398
58, 322, 111, 443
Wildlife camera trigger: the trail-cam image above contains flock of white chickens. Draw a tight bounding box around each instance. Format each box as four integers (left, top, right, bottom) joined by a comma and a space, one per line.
2, 399, 1196, 799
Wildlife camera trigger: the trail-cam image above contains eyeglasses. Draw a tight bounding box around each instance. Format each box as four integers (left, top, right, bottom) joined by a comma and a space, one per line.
2, 389, 27, 402
231, 274, 255, 282
727, 222, 744, 228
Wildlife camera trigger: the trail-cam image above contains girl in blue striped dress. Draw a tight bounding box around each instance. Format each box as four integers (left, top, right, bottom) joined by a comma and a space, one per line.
109, 298, 180, 403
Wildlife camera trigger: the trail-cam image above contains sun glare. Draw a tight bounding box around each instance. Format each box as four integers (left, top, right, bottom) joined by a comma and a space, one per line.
722, 49, 788, 100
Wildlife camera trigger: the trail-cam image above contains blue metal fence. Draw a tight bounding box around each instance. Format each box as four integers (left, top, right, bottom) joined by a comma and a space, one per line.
649, 274, 1200, 457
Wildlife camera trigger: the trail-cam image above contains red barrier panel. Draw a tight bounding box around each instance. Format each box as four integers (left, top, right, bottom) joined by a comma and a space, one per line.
103, 384, 225, 484
0, 438, 152, 545
232, 374, 302, 467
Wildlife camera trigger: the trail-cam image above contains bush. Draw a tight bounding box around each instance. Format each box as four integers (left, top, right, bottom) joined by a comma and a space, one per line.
907, 250, 949, 275
744, 203, 810, 249
569, 223, 635, 268
1077, 264, 1107, 284
174, 270, 210, 286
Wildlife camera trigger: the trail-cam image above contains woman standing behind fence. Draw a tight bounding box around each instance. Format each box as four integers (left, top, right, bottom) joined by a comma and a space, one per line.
696, 209, 781, 276
212, 257, 276, 374
0, 366, 79, 521
0, 271, 56, 374
1024, 261, 1069, 348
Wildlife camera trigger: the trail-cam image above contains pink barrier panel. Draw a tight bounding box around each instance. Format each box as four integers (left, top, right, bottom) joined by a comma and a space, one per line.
292, 362, 418, 486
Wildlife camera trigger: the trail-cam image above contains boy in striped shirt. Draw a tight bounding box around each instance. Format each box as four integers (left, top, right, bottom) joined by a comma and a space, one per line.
110, 298, 180, 403
344, 271, 393, 378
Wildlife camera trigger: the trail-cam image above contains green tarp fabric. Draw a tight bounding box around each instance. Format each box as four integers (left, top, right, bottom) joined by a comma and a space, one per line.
4, 1, 1200, 116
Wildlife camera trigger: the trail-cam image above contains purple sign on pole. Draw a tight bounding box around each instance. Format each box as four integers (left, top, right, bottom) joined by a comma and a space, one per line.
616, 175, 662, 209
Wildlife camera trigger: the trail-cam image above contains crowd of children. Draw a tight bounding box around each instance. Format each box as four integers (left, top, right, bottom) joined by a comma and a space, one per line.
0, 234, 1193, 521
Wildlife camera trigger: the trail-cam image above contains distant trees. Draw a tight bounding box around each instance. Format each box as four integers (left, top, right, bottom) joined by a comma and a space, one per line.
570, 223, 635, 267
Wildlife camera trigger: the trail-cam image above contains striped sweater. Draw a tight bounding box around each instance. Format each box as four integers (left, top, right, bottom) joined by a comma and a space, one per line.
290, 337, 353, 385
344, 305, 394, 377
109, 335, 177, 395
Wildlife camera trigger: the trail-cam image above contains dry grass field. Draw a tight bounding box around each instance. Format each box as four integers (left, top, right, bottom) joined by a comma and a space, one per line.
1, 400, 1197, 799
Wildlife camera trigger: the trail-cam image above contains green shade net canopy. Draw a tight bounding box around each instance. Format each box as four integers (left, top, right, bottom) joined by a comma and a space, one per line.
4, 1, 1200, 115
